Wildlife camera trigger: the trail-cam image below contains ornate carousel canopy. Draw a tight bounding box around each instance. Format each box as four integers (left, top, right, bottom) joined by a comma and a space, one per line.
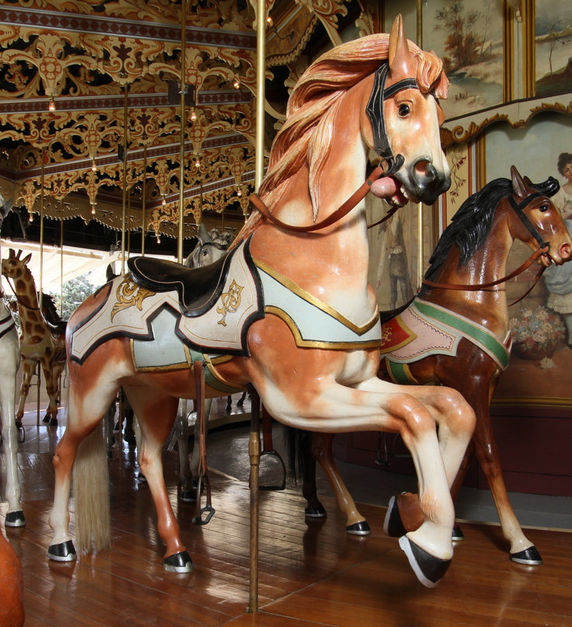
0, 0, 376, 255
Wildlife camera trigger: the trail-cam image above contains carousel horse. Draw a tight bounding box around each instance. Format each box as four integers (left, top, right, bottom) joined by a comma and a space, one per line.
305, 166, 572, 566
1, 250, 67, 427
48, 17, 472, 588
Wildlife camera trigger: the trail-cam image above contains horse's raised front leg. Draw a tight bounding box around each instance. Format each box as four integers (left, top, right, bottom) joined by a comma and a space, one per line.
42, 359, 61, 426
125, 387, 192, 573
310, 432, 370, 535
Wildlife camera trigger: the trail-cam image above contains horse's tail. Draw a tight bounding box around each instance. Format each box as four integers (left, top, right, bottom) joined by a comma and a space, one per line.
73, 423, 110, 553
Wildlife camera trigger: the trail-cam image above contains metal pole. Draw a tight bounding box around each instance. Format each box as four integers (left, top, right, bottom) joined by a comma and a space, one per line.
39, 148, 45, 296
141, 147, 147, 256
178, 0, 187, 263
121, 85, 128, 274
248, 386, 261, 614
254, 0, 265, 192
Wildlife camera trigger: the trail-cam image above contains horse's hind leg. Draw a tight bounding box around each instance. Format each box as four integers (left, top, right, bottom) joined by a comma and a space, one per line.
15, 358, 34, 424
49, 386, 114, 561
309, 433, 370, 535
125, 387, 192, 573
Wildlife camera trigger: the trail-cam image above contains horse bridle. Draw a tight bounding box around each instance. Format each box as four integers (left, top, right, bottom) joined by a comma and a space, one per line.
250, 62, 423, 233
422, 187, 555, 305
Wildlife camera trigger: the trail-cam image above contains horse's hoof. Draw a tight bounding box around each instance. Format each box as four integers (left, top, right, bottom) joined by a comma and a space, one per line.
510, 546, 543, 566
164, 550, 193, 573
48, 417, 58, 427
42, 414, 50, 424
180, 489, 197, 503
346, 521, 371, 536
398, 536, 451, 588
452, 526, 464, 542
383, 495, 406, 537
5, 510, 26, 527
305, 504, 326, 518
48, 540, 77, 562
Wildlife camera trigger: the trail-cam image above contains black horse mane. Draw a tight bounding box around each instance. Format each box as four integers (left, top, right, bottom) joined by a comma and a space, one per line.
40, 292, 65, 327
422, 175, 559, 287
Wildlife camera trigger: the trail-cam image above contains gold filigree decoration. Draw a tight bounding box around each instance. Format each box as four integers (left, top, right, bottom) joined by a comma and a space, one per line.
216, 280, 243, 327
111, 277, 155, 322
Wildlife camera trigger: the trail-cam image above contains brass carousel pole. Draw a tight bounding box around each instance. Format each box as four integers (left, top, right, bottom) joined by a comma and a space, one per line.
141, 147, 147, 256
248, 0, 266, 614
177, 0, 187, 264
121, 85, 128, 275
37, 148, 46, 427
416, 0, 424, 288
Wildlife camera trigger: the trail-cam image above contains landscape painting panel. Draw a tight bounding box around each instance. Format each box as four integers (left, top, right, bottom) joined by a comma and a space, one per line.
422, 0, 504, 119
535, 1, 572, 97
485, 115, 572, 404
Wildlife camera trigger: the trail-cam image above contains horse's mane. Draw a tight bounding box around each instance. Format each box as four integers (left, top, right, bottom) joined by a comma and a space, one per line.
422, 175, 560, 286
233, 33, 448, 245
40, 292, 65, 326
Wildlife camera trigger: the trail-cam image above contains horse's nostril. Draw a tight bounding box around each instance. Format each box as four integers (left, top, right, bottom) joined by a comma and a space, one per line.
413, 159, 437, 183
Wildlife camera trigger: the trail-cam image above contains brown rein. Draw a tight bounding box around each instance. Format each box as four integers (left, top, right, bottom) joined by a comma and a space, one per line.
250, 163, 387, 233
421, 245, 549, 306
5, 276, 42, 312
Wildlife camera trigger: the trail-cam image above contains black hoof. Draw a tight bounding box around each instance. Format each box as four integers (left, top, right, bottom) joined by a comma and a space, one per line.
452, 526, 464, 542
42, 414, 50, 423
383, 495, 406, 537
49, 417, 58, 427
5, 510, 26, 527
510, 546, 543, 566
48, 540, 77, 562
164, 550, 193, 573
399, 536, 451, 588
305, 504, 327, 519
346, 521, 371, 536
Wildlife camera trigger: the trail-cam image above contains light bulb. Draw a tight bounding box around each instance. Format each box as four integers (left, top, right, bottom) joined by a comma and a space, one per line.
91, 160, 97, 172
233, 77, 240, 89
162, 197, 167, 206
29, 213, 34, 223
195, 159, 200, 168
190, 108, 197, 121
91, 205, 96, 215
48, 97, 56, 112
266, 16, 273, 26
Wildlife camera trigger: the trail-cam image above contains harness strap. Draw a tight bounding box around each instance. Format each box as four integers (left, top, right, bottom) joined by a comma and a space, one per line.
508, 192, 549, 249
249, 163, 385, 233
422, 245, 548, 292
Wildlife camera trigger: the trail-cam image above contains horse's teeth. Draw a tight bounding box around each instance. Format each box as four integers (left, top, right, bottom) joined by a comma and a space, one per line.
400, 186, 409, 200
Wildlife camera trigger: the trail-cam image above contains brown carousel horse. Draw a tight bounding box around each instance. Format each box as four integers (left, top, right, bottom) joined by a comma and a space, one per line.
305, 166, 572, 565
48, 17, 474, 588
1, 249, 67, 427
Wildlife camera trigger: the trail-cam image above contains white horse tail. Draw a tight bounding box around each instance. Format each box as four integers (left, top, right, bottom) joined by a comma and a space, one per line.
73, 423, 110, 553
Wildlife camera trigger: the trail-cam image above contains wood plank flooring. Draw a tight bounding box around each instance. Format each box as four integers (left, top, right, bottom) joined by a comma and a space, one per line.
2, 412, 572, 626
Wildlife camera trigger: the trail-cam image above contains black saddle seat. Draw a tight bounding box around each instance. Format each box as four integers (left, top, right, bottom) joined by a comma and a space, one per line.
127, 247, 236, 316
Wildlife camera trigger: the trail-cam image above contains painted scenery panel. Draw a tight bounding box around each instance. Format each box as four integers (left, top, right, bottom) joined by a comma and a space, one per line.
422, 0, 504, 119
485, 115, 572, 404
535, 1, 572, 97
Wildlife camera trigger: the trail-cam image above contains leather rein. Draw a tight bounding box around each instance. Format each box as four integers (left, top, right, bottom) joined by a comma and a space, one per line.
249, 64, 421, 234
421, 191, 552, 306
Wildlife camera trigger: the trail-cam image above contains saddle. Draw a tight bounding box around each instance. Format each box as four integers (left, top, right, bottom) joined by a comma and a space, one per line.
128, 247, 237, 317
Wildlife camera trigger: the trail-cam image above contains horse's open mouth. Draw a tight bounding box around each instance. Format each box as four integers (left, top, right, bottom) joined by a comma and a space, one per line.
540, 252, 554, 267
369, 175, 412, 207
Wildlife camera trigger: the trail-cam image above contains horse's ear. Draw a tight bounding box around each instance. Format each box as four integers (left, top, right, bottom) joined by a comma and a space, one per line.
510, 165, 528, 201
388, 14, 417, 80
106, 264, 115, 282
197, 222, 212, 244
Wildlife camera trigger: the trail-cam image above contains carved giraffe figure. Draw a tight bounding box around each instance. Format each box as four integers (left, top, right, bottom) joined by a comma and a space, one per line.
1, 249, 66, 427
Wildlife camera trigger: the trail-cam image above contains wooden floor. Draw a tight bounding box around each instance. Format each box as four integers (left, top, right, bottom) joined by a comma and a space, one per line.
2, 411, 572, 626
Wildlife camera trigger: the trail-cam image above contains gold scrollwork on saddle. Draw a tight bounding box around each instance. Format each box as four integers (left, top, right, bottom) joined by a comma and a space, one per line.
216, 279, 243, 327
111, 277, 155, 321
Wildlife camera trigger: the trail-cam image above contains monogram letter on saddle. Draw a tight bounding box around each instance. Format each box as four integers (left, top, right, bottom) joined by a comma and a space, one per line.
128, 247, 237, 317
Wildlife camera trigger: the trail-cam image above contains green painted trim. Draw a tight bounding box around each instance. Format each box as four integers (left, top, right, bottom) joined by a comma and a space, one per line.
413, 300, 509, 369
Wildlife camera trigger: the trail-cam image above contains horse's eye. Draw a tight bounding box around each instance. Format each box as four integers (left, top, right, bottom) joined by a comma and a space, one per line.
398, 103, 410, 118
539, 203, 550, 212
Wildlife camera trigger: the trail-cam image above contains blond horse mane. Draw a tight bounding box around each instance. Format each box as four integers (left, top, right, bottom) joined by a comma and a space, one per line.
234, 33, 448, 244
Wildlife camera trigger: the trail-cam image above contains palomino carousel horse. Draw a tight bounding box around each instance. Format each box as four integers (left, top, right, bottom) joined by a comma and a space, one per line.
1, 250, 67, 427
48, 17, 474, 588
305, 166, 572, 565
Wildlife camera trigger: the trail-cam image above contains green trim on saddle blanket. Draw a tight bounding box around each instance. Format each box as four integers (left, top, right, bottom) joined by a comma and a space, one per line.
412, 300, 510, 370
